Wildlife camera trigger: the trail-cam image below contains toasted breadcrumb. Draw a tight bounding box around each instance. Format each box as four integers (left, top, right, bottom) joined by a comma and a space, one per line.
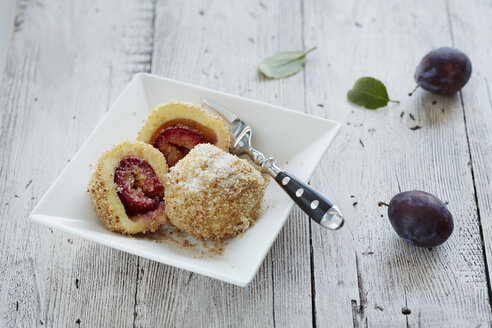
137, 100, 231, 151
87, 140, 169, 234
165, 144, 267, 240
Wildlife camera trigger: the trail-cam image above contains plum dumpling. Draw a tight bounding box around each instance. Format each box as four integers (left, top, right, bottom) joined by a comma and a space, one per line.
137, 101, 230, 167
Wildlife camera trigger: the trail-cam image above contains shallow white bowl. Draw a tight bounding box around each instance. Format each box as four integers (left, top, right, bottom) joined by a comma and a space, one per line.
30, 73, 341, 286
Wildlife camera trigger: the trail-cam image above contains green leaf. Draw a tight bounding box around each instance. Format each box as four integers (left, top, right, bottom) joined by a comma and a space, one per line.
258, 47, 316, 79
347, 77, 397, 109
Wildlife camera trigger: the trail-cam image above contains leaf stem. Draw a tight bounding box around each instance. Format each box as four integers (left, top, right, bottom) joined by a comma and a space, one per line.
304, 46, 317, 55
388, 99, 400, 104
408, 84, 420, 96
378, 201, 389, 207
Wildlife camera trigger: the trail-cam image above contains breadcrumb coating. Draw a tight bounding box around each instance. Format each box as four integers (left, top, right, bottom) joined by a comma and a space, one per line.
87, 140, 169, 234
165, 144, 267, 240
137, 100, 231, 151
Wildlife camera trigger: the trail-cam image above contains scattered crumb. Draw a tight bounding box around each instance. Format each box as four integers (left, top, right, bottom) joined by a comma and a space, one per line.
317, 104, 324, 107
400, 111, 404, 118
25, 180, 33, 189
132, 111, 137, 116
182, 239, 195, 248
432, 100, 437, 105
409, 125, 421, 131
135, 226, 228, 257
409, 113, 415, 121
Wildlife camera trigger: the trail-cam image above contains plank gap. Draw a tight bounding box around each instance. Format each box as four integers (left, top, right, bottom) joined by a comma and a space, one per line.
309, 220, 317, 328
300, 1, 316, 327
446, 0, 492, 312
270, 259, 276, 328
444, 0, 455, 47
352, 252, 366, 327
148, 0, 157, 73
133, 256, 141, 328
458, 91, 492, 310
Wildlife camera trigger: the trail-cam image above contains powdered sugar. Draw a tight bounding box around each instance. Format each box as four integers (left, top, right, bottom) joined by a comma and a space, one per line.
171, 143, 261, 194
165, 143, 267, 240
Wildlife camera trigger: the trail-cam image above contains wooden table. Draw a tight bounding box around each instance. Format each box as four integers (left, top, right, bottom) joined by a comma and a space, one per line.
1, 0, 491, 327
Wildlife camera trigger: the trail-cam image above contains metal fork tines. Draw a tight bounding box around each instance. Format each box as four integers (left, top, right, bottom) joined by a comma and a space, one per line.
201, 97, 344, 230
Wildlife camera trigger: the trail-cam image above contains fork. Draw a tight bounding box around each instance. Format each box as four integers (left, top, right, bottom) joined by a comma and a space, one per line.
202, 98, 344, 230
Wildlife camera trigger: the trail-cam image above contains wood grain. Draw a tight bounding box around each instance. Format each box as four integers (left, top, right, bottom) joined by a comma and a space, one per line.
303, 0, 492, 326
1, 0, 491, 327
447, 0, 492, 309
133, 0, 312, 327
0, 0, 156, 327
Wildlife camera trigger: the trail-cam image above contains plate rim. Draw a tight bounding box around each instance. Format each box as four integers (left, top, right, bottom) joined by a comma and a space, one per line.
29, 73, 342, 287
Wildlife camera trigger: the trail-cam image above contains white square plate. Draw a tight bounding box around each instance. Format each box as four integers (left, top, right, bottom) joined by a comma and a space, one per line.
30, 74, 341, 286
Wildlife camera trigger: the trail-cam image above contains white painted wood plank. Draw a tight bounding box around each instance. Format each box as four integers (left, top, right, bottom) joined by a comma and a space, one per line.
133, 0, 312, 327
0, 0, 157, 326
0, 0, 15, 85
1, 0, 490, 327
303, 0, 492, 326
447, 0, 492, 309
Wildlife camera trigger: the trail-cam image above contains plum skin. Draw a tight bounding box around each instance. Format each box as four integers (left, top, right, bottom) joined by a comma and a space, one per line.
388, 190, 453, 247
414, 47, 472, 95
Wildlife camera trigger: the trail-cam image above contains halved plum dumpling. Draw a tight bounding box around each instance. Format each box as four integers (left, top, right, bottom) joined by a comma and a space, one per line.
87, 141, 169, 234
137, 101, 231, 167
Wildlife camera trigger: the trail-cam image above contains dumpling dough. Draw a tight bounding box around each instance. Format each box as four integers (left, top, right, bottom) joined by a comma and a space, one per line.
137, 101, 231, 167
165, 144, 267, 240
87, 140, 169, 234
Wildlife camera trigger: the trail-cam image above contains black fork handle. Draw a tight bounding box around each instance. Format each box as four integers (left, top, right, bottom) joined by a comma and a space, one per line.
274, 171, 343, 230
